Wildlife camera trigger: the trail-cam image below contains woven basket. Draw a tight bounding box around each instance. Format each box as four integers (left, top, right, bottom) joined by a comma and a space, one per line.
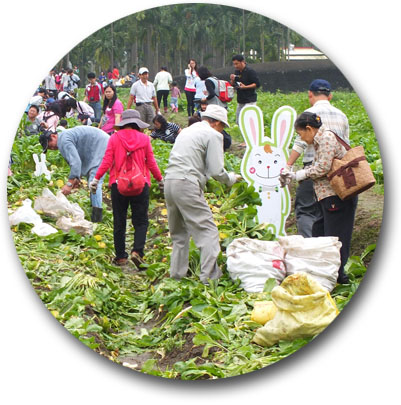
327, 145, 376, 200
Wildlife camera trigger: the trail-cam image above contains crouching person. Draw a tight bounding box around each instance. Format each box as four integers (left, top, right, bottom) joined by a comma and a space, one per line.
39, 126, 108, 222
90, 110, 164, 267
164, 105, 241, 284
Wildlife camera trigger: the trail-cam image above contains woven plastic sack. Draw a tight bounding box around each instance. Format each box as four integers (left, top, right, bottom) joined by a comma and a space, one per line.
226, 237, 286, 292
278, 235, 341, 292
253, 272, 339, 347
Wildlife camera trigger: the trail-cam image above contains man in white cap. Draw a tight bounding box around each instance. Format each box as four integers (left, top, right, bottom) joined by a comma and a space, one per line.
126, 67, 160, 128
164, 104, 241, 284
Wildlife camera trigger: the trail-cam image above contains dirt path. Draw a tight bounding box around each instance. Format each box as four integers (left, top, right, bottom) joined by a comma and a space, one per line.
351, 186, 384, 260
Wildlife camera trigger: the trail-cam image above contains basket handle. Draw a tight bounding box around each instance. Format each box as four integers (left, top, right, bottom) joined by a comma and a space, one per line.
329, 130, 351, 151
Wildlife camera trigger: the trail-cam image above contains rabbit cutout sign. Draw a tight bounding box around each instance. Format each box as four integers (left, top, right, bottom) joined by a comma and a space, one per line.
239, 105, 296, 236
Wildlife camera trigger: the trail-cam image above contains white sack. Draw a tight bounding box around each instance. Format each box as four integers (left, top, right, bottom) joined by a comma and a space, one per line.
278, 235, 341, 292
226, 237, 286, 293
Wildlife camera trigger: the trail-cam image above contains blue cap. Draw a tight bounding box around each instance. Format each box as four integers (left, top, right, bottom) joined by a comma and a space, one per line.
309, 79, 331, 92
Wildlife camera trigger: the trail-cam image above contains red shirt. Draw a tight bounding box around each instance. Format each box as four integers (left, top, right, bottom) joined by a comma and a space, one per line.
112, 68, 119, 79
85, 82, 103, 102
95, 128, 162, 185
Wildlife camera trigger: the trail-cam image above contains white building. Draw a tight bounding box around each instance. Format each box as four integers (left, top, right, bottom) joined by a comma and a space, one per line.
283, 44, 327, 60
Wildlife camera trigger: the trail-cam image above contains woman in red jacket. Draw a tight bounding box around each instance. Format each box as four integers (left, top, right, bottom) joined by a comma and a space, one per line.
90, 109, 164, 267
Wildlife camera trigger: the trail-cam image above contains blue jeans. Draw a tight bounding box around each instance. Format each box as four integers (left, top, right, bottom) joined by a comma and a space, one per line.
89, 101, 102, 123
170, 97, 178, 109
87, 169, 104, 208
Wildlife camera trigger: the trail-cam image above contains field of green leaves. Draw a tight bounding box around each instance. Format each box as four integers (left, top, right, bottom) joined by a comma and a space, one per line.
7, 89, 382, 379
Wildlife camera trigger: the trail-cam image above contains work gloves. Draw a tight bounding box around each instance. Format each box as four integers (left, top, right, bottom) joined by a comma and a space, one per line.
90, 178, 99, 194
279, 167, 308, 188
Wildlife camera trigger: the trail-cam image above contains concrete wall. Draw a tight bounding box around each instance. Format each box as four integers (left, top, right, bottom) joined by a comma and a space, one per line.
174, 60, 353, 93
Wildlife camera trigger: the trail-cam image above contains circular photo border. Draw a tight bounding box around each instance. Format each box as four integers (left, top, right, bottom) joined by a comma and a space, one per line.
0, 0, 396, 400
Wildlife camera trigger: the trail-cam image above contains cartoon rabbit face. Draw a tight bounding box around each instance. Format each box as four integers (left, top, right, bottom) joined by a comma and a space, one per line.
239, 105, 297, 236
248, 144, 284, 187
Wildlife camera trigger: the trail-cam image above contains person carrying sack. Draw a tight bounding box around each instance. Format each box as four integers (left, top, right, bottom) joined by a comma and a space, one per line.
90, 110, 164, 268
280, 112, 358, 284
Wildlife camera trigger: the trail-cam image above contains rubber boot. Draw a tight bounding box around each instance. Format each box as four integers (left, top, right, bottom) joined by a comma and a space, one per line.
164, 107, 168, 113
91, 207, 103, 223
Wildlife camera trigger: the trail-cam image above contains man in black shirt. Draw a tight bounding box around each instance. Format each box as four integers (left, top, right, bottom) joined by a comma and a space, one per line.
230, 54, 260, 123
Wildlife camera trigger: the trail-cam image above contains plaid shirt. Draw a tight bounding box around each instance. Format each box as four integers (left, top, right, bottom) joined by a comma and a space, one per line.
293, 100, 349, 163
304, 125, 347, 201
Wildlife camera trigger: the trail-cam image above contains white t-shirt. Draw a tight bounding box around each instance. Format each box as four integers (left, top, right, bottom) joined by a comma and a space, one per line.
153, 71, 173, 91
66, 101, 94, 118
194, 77, 207, 100
130, 80, 156, 103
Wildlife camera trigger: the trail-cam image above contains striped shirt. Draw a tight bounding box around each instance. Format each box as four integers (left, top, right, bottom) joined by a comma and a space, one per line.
151, 122, 181, 143
293, 100, 349, 163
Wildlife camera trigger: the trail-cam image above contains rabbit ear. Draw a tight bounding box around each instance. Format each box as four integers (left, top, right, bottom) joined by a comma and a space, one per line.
32, 153, 39, 163
271, 106, 297, 151
239, 105, 264, 148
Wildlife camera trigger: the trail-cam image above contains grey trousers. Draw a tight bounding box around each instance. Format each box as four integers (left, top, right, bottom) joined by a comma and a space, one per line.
294, 178, 322, 237
236, 102, 257, 124
164, 179, 222, 283
135, 103, 155, 128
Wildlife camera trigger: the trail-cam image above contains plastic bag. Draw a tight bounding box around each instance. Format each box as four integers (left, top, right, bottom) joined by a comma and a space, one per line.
226, 237, 286, 292
34, 188, 85, 219
253, 272, 339, 347
9, 199, 42, 226
9, 198, 57, 236
278, 235, 341, 292
31, 222, 58, 236
56, 216, 93, 236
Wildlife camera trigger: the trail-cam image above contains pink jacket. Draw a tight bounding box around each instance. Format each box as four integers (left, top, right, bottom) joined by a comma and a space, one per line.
95, 128, 162, 186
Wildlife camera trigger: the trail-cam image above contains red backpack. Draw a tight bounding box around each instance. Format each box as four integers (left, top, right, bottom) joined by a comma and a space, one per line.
115, 138, 146, 197
210, 77, 235, 103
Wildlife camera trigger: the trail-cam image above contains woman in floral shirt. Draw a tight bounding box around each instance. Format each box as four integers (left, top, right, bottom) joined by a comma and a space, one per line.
282, 112, 358, 284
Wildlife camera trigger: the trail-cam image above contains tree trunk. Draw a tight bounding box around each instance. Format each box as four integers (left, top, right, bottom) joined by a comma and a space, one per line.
223, 32, 226, 67
242, 10, 246, 56
260, 29, 265, 63
145, 27, 152, 70
111, 23, 114, 69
